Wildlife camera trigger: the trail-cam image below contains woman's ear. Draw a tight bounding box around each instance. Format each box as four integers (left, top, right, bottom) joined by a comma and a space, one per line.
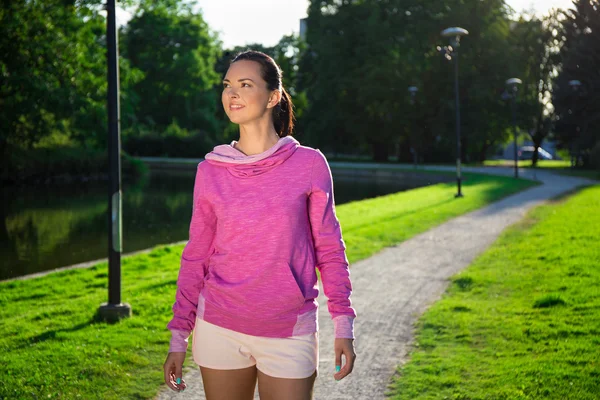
267, 90, 283, 109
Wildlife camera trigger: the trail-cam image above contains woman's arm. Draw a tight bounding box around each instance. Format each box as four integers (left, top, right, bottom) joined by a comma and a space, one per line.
166, 163, 217, 353
307, 150, 357, 338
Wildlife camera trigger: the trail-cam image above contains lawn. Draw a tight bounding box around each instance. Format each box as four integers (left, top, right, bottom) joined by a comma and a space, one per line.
480, 159, 571, 168
0, 172, 539, 399
389, 184, 600, 400
477, 159, 600, 181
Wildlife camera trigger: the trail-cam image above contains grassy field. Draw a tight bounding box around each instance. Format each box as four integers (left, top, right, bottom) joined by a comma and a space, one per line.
479, 159, 571, 168
477, 159, 600, 181
389, 185, 600, 400
0, 172, 539, 399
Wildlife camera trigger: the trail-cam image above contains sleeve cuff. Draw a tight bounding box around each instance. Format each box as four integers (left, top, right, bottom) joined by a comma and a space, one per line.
333, 315, 355, 339
168, 329, 191, 353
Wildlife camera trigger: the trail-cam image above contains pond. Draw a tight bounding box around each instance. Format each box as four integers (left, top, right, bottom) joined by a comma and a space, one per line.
0, 166, 451, 281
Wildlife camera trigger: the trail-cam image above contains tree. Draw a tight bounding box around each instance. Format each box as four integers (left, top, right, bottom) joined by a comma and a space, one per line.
0, 1, 101, 153
301, 0, 402, 160
301, 0, 516, 163
552, 0, 600, 168
120, 0, 221, 137
507, 11, 562, 166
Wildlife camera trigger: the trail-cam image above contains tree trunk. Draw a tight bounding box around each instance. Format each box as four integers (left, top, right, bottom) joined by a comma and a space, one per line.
478, 141, 492, 163
531, 136, 543, 167
372, 141, 389, 163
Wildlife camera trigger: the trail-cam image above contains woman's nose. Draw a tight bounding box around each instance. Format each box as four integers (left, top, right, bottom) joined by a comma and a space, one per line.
227, 88, 239, 99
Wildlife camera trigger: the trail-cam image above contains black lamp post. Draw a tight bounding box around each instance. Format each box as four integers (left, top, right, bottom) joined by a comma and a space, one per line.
506, 78, 522, 179
98, 0, 131, 322
408, 86, 419, 168
438, 27, 469, 198
568, 79, 582, 168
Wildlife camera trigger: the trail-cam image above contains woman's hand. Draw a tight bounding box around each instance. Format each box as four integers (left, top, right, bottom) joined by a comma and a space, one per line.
333, 338, 356, 381
163, 352, 188, 392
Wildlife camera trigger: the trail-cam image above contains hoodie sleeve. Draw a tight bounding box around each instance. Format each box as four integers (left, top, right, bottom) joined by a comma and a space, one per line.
308, 150, 356, 339
166, 163, 217, 352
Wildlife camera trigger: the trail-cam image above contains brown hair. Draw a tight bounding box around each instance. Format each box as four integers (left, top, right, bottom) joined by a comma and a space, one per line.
231, 50, 295, 137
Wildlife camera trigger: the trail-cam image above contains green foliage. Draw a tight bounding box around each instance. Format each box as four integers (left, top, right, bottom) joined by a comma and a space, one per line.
301, 0, 566, 164
552, 0, 600, 169
122, 120, 214, 158
0, 1, 104, 152
0, 0, 591, 179
589, 141, 600, 171
301, 0, 521, 162
507, 11, 562, 166
120, 0, 222, 138
1, 146, 146, 185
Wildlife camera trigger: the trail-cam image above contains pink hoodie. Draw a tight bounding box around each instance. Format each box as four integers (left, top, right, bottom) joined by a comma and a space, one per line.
166, 136, 356, 353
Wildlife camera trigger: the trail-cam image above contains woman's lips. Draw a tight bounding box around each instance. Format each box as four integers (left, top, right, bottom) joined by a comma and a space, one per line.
229, 104, 245, 111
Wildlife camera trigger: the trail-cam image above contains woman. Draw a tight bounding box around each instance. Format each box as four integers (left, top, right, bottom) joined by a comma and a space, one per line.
163, 50, 357, 400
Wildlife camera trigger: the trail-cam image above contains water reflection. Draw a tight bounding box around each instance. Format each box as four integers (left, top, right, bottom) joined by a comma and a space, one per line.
0, 168, 446, 280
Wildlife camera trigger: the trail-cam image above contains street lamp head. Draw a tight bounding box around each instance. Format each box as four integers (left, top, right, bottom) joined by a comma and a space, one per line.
506, 78, 522, 86
506, 78, 522, 93
442, 27, 469, 47
441, 27, 469, 38
569, 79, 582, 90
408, 86, 418, 104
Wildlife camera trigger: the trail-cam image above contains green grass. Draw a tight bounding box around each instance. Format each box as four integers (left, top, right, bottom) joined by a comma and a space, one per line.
480, 159, 572, 168
477, 159, 600, 181
0, 172, 539, 399
389, 185, 600, 400
337, 173, 538, 262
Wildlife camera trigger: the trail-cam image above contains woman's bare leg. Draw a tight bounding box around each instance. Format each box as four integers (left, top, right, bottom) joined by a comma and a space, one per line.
256, 369, 317, 400
200, 366, 258, 400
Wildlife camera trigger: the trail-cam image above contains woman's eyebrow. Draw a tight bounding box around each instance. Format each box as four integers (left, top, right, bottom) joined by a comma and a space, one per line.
222, 78, 255, 83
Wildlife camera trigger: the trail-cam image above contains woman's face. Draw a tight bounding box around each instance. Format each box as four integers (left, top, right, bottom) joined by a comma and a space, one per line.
222, 60, 279, 126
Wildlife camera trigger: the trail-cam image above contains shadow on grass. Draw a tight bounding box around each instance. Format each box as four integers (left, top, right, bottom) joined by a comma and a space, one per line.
343, 197, 457, 234
141, 279, 177, 291
31, 321, 91, 342
14, 310, 129, 351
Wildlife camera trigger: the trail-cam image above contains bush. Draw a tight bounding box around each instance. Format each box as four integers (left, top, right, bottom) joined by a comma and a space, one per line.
588, 140, 600, 171
1, 145, 147, 185
122, 123, 215, 158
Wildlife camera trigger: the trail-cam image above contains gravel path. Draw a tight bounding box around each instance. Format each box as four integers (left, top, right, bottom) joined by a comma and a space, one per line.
155, 166, 596, 400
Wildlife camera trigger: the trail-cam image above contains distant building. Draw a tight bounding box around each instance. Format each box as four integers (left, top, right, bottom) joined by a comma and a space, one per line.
300, 18, 307, 40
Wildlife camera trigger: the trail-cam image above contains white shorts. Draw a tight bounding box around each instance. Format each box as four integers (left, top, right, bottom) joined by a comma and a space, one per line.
192, 317, 319, 379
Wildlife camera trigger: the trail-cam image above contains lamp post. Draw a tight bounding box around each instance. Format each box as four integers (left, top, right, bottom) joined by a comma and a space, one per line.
505, 78, 522, 178
408, 86, 419, 168
568, 79, 582, 168
439, 27, 469, 198
98, 0, 131, 323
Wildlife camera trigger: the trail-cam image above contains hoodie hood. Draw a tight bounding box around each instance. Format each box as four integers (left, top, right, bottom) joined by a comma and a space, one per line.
204, 136, 300, 178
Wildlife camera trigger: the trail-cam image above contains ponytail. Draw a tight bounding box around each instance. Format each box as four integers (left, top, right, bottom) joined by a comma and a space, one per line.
274, 87, 295, 137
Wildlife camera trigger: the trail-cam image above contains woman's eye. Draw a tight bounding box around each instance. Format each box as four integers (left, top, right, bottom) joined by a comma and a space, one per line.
242, 83, 251, 87
223, 83, 230, 88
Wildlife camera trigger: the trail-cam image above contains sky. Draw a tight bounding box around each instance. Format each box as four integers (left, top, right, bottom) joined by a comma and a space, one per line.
116, 0, 576, 49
